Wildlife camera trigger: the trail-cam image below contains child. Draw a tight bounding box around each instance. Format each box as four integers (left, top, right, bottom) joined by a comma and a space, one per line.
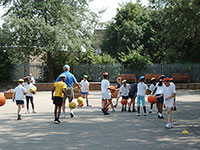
12, 79, 27, 120
153, 79, 165, 118
148, 78, 157, 113
101, 72, 115, 115
80, 75, 91, 107
163, 78, 176, 129
137, 76, 148, 116
119, 80, 130, 112
114, 77, 122, 108
24, 77, 37, 113
52, 75, 67, 124
128, 82, 137, 112
169, 78, 177, 111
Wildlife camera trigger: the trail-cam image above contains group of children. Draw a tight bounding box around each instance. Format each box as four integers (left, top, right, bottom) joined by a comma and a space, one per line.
101, 73, 177, 129
12, 74, 36, 120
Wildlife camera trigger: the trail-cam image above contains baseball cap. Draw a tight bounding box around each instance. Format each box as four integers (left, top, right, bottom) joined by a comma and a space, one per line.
151, 77, 156, 81
103, 72, 109, 76
60, 75, 66, 78
122, 79, 126, 83
163, 77, 170, 81
18, 79, 24, 82
83, 75, 88, 78
139, 76, 145, 80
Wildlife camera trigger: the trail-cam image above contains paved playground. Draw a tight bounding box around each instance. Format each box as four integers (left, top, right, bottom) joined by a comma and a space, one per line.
0, 90, 200, 150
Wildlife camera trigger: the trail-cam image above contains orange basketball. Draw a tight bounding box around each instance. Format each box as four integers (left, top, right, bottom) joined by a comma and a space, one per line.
121, 99, 127, 105
110, 86, 116, 94
106, 107, 109, 111
0, 94, 6, 107
147, 95, 157, 104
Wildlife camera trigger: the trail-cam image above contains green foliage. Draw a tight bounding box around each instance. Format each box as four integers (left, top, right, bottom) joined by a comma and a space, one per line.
118, 46, 152, 71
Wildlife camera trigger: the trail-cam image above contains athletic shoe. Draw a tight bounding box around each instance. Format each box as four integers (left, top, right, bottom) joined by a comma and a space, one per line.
87, 105, 92, 107
104, 112, 110, 115
62, 112, 66, 118
32, 110, 37, 113
149, 110, 152, 113
17, 114, 22, 120
70, 112, 74, 118
54, 120, 59, 124
101, 108, 105, 113
137, 113, 140, 116
25, 110, 30, 114
173, 107, 176, 111
159, 114, 164, 119
144, 113, 147, 116
165, 123, 172, 129
114, 104, 117, 108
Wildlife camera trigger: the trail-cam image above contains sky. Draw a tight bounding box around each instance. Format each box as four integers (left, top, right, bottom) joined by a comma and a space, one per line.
0, 0, 149, 26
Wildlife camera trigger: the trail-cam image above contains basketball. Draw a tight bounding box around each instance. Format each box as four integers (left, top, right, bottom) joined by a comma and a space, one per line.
146, 89, 151, 95
0, 94, 6, 107
78, 103, 84, 107
77, 97, 84, 104
30, 87, 37, 93
110, 86, 116, 94
106, 107, 109, 111
69, 102, 76, 109
121, 99, 127, 105
147, 95, 157, 104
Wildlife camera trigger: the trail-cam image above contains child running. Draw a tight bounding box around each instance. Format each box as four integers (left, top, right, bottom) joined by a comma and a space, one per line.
128, 82, 137, 112
52, 75, 67, 124
163, 78, 176, 129
119, 80, 130, 112
24, 76, 37, 113
101, 72, 115, 115
12, 79, 27, 120
137, 76, 148, 116
80, 75, 91, 107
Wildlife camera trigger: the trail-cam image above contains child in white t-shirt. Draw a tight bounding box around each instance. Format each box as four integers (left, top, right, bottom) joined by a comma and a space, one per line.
12, 79, 27, 120
149, 78, 157, 113
101, 72, 115, 115
24, 77, 37, 113
163, 78, 176, 129
119, 80, 130, 112
137, 76, 148, 116
80, 75, 91, 107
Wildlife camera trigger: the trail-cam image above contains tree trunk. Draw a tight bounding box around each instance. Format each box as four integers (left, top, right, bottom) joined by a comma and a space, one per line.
47, 52, 55, 82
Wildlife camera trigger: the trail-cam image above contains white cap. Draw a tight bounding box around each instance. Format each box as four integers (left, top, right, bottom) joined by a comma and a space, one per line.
63, 64, 70, 71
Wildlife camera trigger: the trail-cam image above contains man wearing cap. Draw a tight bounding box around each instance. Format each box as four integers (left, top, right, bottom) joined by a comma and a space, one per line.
80, 75, 91, 107
163, 77, 176, 129
56, 64, 80, 118
12, 79, 27, 120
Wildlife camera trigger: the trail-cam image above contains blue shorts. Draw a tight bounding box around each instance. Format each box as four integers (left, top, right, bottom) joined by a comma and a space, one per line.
16, 100, 24, 105
156, 94, 163, 104
137, 95, 145, 106
81, 92, 88, 95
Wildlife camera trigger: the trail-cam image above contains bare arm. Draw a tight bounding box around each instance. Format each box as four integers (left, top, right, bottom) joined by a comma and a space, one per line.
12, 92, 16, 102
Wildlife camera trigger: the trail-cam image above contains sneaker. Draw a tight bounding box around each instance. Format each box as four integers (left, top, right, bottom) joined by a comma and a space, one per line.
104, 112, 110, 115
17, 114, 22, 120
62, 112, 66, 118
87, 105, 92, 107
114, 104, 117, 108
165, 123, 172, 129
137, 113, 140, 116
54, 120, 59, 124
25, 110, 30, 114
101, 108, 105, 113
159, 114, 164, 119
70, 112, 74, 118
144, 113, 147, 116
173, 107, 176, 111
32, 110, 37, 113
149, 110, 152, 113
121, 108, 124, 112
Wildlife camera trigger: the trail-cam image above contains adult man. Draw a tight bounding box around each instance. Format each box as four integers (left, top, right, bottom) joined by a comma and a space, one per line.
56, 64, 80, 118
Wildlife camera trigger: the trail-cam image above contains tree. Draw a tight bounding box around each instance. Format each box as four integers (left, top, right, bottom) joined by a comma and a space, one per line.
149, 0, 200, 63
0, 0, 99, 81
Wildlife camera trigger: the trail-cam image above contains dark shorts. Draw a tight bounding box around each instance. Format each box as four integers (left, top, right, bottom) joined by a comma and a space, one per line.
122, 96, 129, 100
53, 96, 63, 106
156, 94, 164, 104
129, 93, 137, 98
16, 100, 24, 105
81, 92, 88, 95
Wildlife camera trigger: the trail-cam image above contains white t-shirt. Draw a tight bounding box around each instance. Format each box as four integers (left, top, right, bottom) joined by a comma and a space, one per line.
155, 83, 165, 95
137, 82, 148, 96
150, 84, 156, 95
80, 80, 89, 92
163, 84, 176, 106
30, 76, 35, 84
24, 82, 35, 97
120, 84, 130, 96
14, 84, 27, 100
101, 79, 110, 94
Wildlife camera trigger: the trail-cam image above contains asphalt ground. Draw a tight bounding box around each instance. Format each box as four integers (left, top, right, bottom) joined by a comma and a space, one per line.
0, 90, 200, 150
